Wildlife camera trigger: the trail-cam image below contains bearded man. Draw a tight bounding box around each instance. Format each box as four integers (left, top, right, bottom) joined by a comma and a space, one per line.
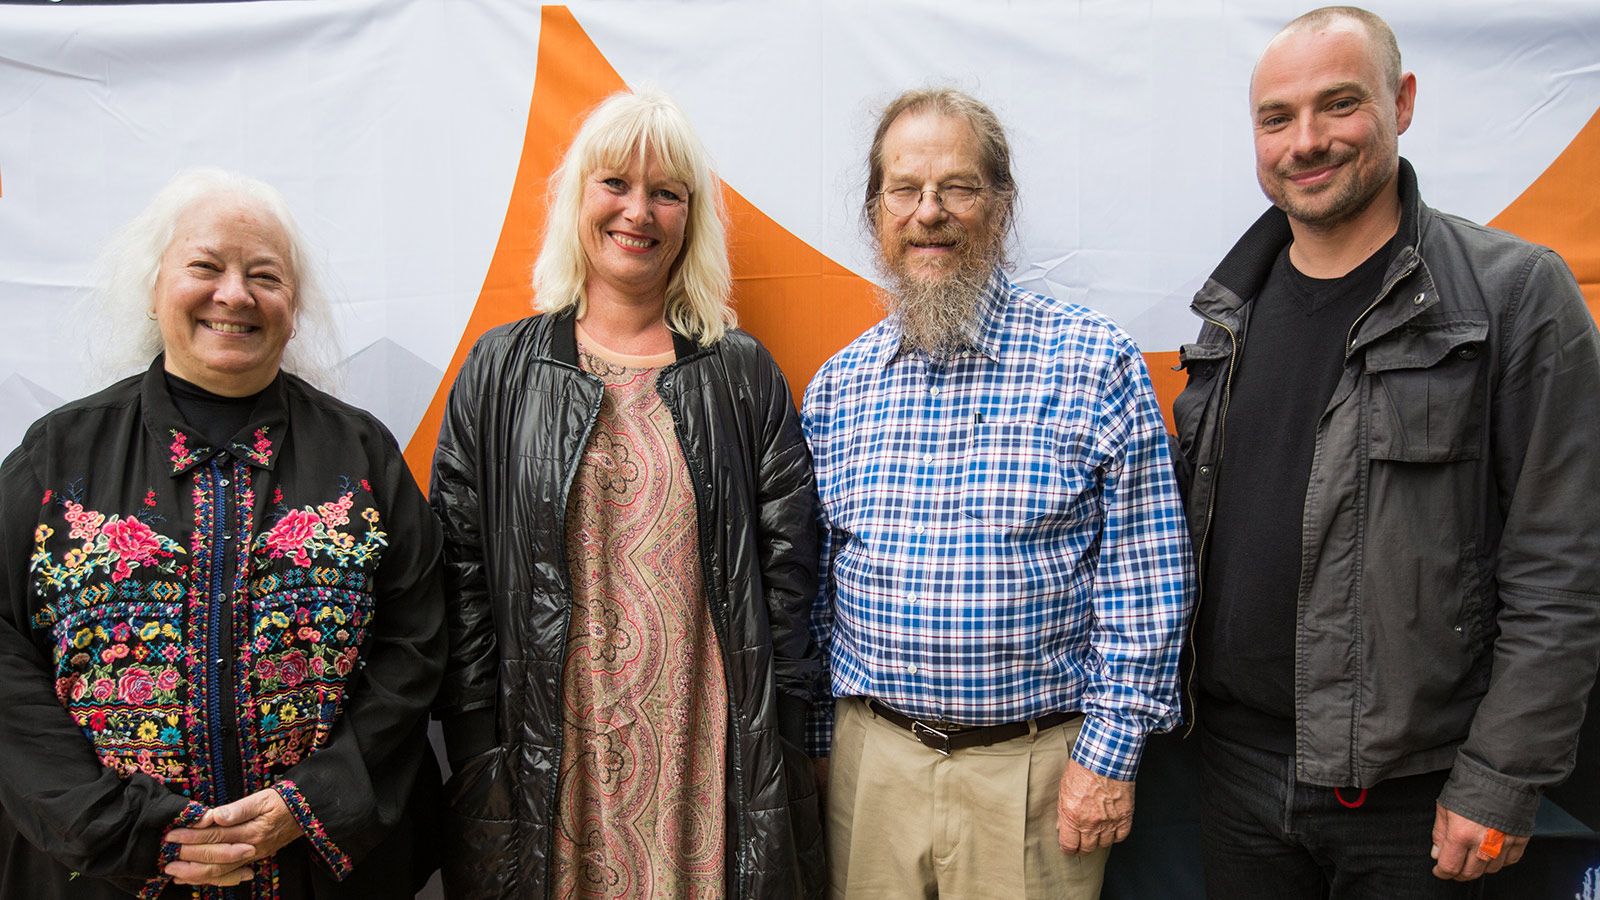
801, 87, 1195, 900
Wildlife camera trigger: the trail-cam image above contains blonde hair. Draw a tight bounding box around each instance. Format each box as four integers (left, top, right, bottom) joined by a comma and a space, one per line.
532, 88, 734, 345
88, 167, 343, 391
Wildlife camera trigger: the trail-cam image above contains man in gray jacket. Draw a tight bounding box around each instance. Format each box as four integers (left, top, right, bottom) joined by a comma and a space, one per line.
1173, 6, 1600, 896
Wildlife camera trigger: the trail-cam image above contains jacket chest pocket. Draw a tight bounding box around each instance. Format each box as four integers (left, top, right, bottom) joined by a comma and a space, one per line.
1173, 342, 1231, 461
1366, 321, 1489, 462
961, 420, 1089, 529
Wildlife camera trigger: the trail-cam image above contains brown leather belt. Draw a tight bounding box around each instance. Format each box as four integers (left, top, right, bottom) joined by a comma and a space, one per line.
864, 698, 1083, 756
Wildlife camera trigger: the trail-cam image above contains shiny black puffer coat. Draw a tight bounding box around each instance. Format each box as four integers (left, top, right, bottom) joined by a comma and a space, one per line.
429, 311, 824, 899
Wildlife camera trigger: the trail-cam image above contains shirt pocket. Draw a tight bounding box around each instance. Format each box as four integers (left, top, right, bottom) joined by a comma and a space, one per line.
1366, 321, 1489, 463
960, 420, 1089, 529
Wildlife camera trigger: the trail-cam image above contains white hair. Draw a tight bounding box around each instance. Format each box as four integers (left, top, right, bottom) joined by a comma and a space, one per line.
87, 167, 343, 392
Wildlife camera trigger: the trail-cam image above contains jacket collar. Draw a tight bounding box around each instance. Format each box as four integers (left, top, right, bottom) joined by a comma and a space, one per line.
1193, 157, 1435, 341
140, 356, 289, 476
546, 307, 702, 368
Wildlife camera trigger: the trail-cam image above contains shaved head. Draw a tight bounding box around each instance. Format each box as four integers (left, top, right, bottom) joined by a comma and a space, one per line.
1263, 6, 1402, 93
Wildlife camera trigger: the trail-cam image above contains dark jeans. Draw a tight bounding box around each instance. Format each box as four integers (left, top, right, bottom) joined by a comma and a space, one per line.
1199, 727, 1484, 900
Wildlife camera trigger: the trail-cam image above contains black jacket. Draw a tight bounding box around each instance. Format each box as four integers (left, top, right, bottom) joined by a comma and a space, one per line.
1173, 160, 1600, 833
430, 312, 824, 899
0, 360, 446, 899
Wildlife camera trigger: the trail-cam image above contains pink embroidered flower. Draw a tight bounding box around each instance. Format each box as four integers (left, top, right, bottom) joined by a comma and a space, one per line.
111, 622, 131, 642
294, 549, 312, 567
317, 493, 353, 527
360, 479, 371, 492
34, 524, 53, 542
310, 657, 326, 675
89, 709, 108, 730
143, 490, 157, 508
272, 488, 284, 505
110, 643, 129, 659
162, 644, 183, 661
64, 501, 106, 540
100, 648, 116, 663
41, 489, 52, 505
55, 674, 81, 705
249, 427, 274, 464
71, 678, 88, 701
92, 678, 115, 702
256, 657, 278, 680
169, 431, 198, 469
297, 626, 318, 641
104, 517, 161, 565
334, 654, 354, 676
155, 669, 180, 692
265, 509, 320, 556
111, 559, 132, 582
278, 650, 310, 687
117, 668, 156, 704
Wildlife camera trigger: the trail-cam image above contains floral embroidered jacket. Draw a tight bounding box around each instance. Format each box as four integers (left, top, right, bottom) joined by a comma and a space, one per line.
0, 360, 446, 900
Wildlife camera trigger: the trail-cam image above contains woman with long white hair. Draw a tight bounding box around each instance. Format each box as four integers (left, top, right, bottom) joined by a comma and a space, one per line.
0, 168, 446, 899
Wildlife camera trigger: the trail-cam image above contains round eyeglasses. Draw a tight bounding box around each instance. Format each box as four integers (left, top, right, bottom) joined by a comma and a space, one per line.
878, 184, 989, 217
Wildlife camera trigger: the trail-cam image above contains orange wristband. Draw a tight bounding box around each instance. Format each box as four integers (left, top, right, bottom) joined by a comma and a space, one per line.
1474, 828, 1506, 862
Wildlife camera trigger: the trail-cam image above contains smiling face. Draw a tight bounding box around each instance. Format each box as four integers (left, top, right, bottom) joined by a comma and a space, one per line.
152, 197, 296, 397
1251, 19, 1414, 232
874, 111, 1000, 286
578, 150, 690, 310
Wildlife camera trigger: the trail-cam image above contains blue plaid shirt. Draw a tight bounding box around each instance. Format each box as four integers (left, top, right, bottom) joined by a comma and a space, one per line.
802, 271, 1194, 780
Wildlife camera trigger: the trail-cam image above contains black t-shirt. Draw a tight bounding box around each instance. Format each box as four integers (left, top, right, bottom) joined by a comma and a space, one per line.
1197, 237, 1394, 752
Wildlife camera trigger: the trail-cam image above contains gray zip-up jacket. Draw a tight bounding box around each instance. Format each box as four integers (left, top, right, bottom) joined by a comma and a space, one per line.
1173, 159, 1600, 834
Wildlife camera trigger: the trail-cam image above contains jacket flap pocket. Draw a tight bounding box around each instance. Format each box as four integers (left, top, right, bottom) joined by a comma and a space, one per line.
1365, 320, 1488, 373
1177, 343, 1230, 368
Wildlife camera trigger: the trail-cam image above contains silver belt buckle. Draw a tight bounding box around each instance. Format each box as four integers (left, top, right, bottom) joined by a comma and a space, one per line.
911, 720, 952, 756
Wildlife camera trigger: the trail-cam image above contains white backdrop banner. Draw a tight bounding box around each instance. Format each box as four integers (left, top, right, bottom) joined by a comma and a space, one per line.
2, 0, 1597, 460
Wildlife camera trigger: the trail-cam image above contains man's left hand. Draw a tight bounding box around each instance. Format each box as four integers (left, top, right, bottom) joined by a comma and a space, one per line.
1057, 758, 1135, 855
1430, 803, 1529, 881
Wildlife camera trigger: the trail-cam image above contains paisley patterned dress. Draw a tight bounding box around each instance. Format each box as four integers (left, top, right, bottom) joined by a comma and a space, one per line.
550, 338, 729, 900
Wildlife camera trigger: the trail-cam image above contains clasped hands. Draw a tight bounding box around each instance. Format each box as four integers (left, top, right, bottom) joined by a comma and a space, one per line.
164, 788, 304, 886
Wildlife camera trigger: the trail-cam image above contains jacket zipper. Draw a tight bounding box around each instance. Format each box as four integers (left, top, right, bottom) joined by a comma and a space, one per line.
543, 368, 605, 900
1184, 317, 1238, 738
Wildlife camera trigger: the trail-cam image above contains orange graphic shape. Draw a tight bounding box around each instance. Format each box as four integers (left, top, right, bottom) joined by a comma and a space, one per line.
403, 5, 881, 487
1490, 103, 1600, 323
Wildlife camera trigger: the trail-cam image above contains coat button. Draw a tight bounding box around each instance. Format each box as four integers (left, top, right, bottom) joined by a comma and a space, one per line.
1458, 346, 1478, 360
1199, 465, 1212, 476
1413, 292, 1427, 305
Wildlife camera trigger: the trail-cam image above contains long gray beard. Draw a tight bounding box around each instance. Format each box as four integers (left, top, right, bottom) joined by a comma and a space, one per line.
877, 261, 991, 361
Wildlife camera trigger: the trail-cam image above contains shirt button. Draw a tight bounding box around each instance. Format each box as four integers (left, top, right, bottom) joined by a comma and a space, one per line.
907, 663, 919, 675
908, 595, 919, 606
930, 387, 939, 397
219, 479, 230, 487
923, 454, 933, 464
915, 525, 925, 535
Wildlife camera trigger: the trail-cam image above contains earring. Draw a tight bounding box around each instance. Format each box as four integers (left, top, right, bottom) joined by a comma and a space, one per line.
146, 309, 157, 321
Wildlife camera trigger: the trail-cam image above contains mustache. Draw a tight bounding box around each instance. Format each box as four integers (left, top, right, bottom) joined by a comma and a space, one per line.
896, 222, 969, 252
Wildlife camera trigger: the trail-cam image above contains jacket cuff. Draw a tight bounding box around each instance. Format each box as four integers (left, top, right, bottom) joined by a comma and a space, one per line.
805, 697, 836, 757
1069, 715, 1144, 782
139, 801, 209, 900
273, 780, 354, 880
1437, 754, 1542, 835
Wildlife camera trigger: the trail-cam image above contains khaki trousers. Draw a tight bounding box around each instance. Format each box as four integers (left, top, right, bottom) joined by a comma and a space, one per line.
827, 696, 1109, 900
